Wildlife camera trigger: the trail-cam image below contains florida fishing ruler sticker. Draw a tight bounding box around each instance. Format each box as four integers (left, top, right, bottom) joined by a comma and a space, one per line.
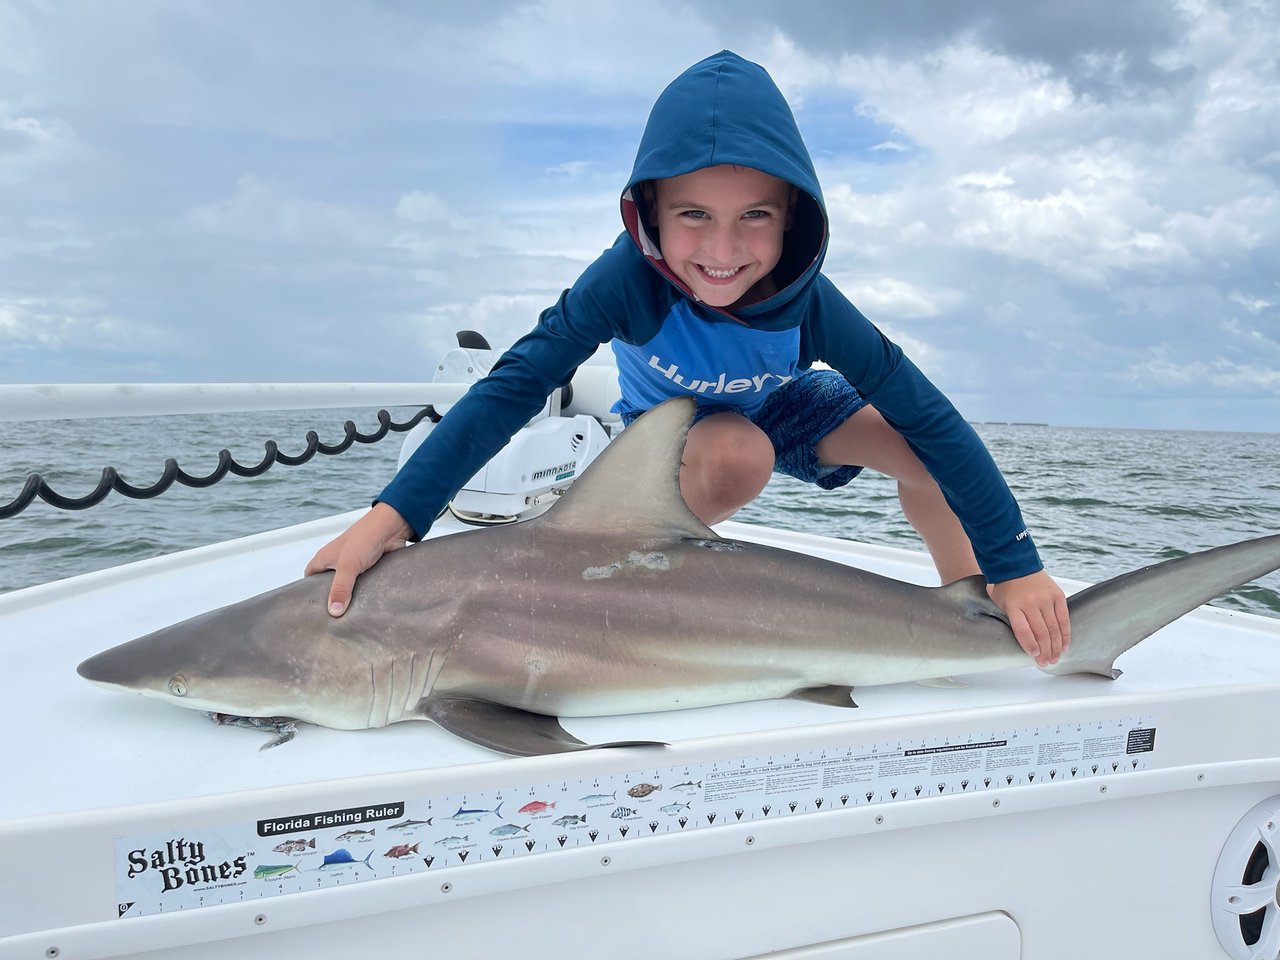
112, 716, 1156, 918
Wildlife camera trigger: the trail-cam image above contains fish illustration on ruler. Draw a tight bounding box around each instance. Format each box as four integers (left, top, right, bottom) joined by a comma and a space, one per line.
518, 800, 556, 815
318, 848, 374, 872
489, 824, 532, 837
449, 803, 503, 822
383, 843, 419, 859
253, 863, 300, 880
386, 818, 431, 831
272, 838, 315, 855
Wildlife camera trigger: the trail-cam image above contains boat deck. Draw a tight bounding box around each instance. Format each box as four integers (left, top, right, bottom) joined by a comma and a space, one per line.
3, 516, 1280, 959
5, 513, 1277, 820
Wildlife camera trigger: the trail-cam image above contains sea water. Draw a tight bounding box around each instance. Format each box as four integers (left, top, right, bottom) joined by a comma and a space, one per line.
1, 409, 1277, 618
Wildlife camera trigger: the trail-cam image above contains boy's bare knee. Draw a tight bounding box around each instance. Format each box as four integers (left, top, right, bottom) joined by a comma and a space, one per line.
680, 414, 774, 521
686, 414, 772, 465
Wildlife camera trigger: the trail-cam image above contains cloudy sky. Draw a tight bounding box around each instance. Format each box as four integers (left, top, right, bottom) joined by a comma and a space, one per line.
2, 0, 1277, 431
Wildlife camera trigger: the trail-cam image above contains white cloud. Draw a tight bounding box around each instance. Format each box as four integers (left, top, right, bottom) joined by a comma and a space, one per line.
1124, 354, 1280, 392
950, 169, 1016, 190
182, 175, 387, 246
815, 39, 1084, 153
394, 191, 454, 224
1230, 293, 1275, 313
0, 114, 60, 149
0, 108, 81, 186
544, 160, 595, 179
828, 273, 960, 320
0, 296, 171, 355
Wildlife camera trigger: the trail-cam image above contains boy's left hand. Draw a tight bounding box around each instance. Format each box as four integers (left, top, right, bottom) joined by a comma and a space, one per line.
988, 570, 1071, 667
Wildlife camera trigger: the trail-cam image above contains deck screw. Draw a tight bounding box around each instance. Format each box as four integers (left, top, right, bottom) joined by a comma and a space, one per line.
992, 799, 1001, 808
600, 856, 612, 867
875, 815, 884, 824
1100, 785, 1108, 794
1198, 773, 1206, 782
745, 835, 756, 846
254, 914, 266, 926
440, 882, 453, 894
45, 949, 59, 959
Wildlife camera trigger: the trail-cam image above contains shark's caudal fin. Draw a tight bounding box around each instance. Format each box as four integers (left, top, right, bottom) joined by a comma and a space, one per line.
542, 396, 717, 540
1046, 533, 1280, 679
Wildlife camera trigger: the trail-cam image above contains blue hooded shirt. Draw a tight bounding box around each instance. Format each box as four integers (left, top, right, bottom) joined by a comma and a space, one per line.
378, 50, 1042, 582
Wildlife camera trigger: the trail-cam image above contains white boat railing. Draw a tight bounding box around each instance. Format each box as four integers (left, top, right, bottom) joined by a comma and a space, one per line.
0, 382, 473, 423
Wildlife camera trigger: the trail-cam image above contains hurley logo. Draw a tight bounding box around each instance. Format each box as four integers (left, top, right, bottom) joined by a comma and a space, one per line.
647, 355, 792, 396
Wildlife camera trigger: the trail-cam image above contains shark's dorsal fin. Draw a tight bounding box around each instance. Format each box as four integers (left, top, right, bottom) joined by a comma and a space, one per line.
542, 397, 718, 540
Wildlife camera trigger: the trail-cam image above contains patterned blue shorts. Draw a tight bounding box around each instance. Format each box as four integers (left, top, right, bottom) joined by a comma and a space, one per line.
621, 369, 868, 490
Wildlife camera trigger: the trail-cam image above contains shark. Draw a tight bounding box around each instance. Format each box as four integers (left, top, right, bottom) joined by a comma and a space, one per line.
77, 397, 1280, 757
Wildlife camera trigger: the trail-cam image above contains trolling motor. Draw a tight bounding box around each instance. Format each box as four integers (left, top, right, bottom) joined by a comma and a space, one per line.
396, 332, 620, 523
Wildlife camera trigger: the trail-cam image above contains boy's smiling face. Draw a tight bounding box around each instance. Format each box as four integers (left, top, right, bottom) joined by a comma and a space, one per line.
649, 164, 795, 310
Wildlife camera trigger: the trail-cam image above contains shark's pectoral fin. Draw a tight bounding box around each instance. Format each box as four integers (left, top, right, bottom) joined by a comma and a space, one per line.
419, 698, 668, 758
914, 676, 970, 689
209, 712, 298, 750
787, 684, 858, 708
1040, 660, 1123, 680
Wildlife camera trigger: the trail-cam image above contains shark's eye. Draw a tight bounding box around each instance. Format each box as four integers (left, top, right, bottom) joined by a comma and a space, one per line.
168, 675, 188, 697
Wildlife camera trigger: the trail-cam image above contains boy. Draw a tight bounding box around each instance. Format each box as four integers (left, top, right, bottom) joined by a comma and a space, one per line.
307, 51, 1070, 666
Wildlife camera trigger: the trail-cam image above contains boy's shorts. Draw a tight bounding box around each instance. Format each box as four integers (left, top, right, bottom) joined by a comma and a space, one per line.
621, 368, 868, 490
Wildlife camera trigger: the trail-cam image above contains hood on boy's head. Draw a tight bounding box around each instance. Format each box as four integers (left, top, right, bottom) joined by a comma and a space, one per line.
621, 50, 828, 308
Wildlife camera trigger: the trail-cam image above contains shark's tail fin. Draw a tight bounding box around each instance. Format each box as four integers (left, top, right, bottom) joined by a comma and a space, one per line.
1043, 533, 1280, 679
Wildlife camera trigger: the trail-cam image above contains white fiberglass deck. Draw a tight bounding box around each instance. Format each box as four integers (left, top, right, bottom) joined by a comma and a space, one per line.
3, 514, 1277, 820
3, 516, 1280, 960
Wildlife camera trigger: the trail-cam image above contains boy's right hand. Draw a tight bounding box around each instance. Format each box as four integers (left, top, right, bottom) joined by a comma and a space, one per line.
304, 502, 414, 617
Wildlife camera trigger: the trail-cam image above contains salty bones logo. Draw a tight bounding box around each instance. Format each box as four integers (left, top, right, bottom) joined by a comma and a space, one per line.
647, 355, 792, 396
126, 838, 248, 893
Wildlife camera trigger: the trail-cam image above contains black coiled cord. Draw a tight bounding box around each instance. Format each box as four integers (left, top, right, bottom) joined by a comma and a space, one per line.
0, 405, 439, 519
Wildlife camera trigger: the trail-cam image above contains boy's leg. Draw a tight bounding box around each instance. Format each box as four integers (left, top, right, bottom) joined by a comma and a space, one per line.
679, 412, 775, 525
815, 405, 981, 584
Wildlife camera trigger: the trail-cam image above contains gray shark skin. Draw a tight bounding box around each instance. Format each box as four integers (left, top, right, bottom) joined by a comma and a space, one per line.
77, 397, 1280, 757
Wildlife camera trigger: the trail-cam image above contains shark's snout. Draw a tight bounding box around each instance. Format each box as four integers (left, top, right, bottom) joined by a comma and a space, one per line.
77, 645, 146, 688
